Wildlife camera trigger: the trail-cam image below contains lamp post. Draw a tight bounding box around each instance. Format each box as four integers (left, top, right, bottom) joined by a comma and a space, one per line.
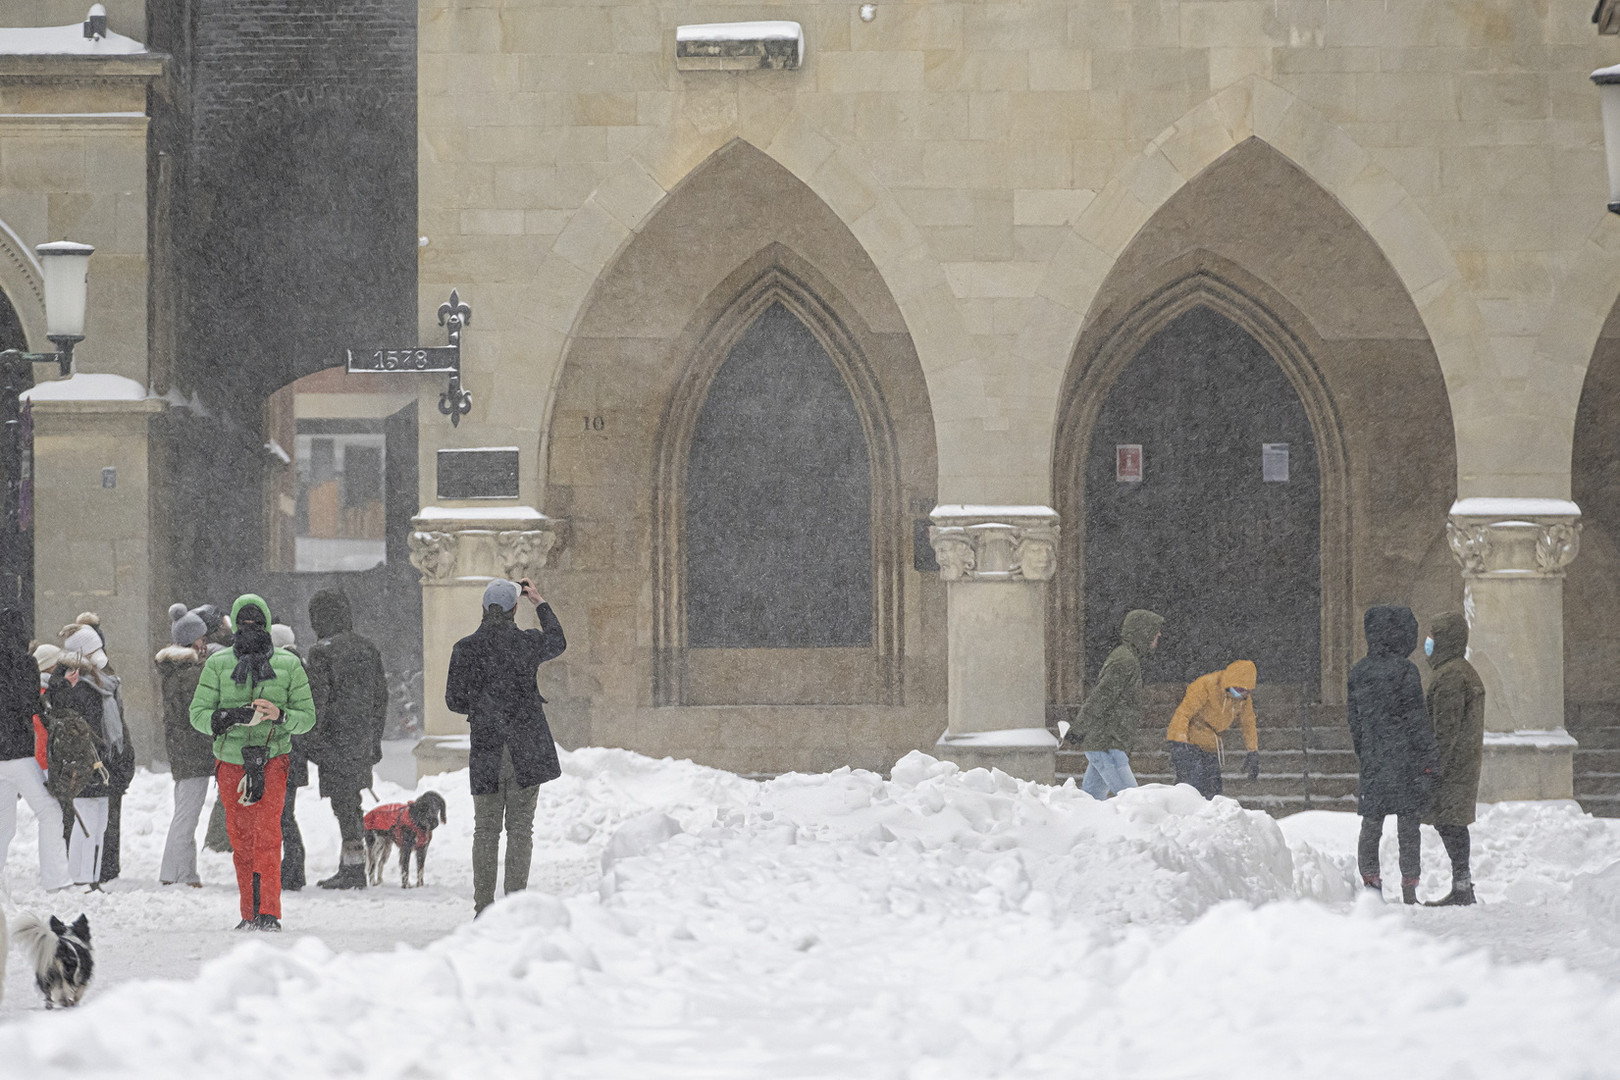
0, 240, 93, 616
1592, 64, 1620, 214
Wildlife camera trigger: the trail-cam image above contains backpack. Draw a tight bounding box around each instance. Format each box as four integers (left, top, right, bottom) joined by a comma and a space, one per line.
42, 700, 107, 803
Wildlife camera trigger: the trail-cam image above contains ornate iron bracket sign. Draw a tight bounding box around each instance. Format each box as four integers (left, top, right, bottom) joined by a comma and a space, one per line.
345, 290, 475, 427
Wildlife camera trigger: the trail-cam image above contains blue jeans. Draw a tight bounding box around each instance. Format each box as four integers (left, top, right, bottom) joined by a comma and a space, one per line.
1081, 750, 1138, 799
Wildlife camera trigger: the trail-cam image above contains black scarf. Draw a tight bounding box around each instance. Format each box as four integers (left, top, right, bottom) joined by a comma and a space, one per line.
231, 626, 276, 686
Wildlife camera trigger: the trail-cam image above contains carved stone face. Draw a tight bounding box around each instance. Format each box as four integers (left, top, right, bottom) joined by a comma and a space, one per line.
1018, 540, 1055, 581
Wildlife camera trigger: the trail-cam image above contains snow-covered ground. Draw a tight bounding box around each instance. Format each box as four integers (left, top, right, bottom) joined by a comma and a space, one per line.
1, 748, 1618, 1078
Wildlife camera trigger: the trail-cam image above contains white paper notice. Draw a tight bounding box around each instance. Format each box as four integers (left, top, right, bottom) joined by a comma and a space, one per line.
1263, 443, 1289, 482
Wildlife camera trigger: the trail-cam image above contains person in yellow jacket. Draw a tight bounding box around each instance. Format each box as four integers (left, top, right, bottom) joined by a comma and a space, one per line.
1165, 660, 1260, 799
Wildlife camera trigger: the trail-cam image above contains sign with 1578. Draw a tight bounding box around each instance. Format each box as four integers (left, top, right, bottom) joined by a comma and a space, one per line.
346, 346, 460, 373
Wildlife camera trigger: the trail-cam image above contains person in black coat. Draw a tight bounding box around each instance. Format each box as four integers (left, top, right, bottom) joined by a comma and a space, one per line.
1347, 605, 1441, 904
445, 577, 566, 916
303, 589, 389, 891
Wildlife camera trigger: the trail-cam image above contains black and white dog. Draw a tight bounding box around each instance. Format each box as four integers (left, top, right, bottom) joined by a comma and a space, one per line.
363, 791, 449, 888
6, 911, 94, 1008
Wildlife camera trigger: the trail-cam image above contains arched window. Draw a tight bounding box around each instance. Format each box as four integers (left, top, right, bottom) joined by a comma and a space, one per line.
654, 265, 903, 707
685, 302, 872, 647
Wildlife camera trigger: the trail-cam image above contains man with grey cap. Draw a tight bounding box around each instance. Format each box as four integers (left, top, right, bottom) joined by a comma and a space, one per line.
445, 577, 566, 916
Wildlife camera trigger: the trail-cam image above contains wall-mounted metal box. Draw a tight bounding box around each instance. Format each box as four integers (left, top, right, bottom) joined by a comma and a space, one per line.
675, 21, 803, 71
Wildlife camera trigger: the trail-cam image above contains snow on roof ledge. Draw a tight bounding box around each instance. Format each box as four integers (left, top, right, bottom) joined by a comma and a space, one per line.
21, 372, 148, 402
1450, 498, 1581, 519
0, 22, 148, 55
413, 505, 548, 523
675, 21, 802, 70
937, 728, 1059, 749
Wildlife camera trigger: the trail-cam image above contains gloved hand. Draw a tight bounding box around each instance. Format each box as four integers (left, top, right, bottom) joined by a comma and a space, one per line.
238, 744, 268, 806
1244, 751, 1261, 782
93, 761, 110, 786
211, 706, 256, 736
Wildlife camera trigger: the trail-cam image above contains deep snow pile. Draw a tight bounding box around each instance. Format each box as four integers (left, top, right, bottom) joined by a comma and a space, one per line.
0, 749, 1617, 1079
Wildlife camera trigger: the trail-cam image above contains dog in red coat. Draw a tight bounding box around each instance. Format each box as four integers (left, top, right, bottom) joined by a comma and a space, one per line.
362, 791, 447, 888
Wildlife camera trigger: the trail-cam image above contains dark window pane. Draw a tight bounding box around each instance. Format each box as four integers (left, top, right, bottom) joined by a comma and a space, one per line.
686, 302, 872, 647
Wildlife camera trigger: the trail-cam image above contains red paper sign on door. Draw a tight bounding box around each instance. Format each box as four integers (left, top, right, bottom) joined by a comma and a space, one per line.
1116, 444, 1143, 483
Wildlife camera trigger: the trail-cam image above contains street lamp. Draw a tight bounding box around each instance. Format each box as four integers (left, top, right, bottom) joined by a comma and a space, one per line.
1592, 64, 1620, 214
0, 239, 94, 620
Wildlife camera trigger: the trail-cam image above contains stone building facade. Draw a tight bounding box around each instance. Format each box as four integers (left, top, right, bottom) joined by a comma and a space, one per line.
0, 1, 166, 758
411, 0, 1620, 804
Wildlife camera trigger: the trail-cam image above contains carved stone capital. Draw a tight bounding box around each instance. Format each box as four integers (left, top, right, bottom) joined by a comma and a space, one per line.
498, 529, 557, 582
407, 531, 458, 585
1447, 499, 1581, 579
408, 506, 560, 585
928, 505, 1059, 583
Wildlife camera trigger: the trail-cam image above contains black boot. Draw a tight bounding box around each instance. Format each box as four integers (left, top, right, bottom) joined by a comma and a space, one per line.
252, 914, 282, 932
1425, 882, 1476, 907
1401, 878, 1419, 905
318, 841, 368, 889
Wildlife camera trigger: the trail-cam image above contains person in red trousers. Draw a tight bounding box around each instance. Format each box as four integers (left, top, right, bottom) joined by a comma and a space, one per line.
189, 595, 315, 931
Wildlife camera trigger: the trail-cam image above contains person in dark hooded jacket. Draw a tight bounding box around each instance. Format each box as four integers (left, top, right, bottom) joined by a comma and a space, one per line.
1421, 612, 1485, 906
156, 605, 219, 886
301, 589, 388, 891
1347, 605, 1441, 904
0, 608, 69, 891
1068, 609, 1163, 800
446, 578, 566, 916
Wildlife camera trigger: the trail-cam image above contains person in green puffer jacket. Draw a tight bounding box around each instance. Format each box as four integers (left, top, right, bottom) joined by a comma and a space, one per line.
1067, 608, 1164, 799
189, 594, 315, 931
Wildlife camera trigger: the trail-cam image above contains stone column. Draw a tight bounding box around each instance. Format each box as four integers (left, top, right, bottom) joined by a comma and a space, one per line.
928, 505, 1059, 782
408, 505, 558, 777
1446, 498, 1580, 801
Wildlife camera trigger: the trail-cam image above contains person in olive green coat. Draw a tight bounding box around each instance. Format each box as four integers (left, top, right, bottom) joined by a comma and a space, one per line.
189, 594, 316, 931
1422, 611, 1485, 906
1067, 609, 1163, 799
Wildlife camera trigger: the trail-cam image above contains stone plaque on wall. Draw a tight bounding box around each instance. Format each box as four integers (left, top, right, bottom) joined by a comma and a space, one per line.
436, 447, 519, 500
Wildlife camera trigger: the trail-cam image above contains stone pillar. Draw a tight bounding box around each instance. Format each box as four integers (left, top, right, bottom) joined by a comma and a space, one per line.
408, 505, 558, 777
928, 505, 1059, 782
1446, 498, 1580, 801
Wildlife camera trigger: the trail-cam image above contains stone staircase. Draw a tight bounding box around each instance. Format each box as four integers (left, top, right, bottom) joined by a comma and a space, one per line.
1054, 685, 1358, 817
1566, 702, 1620, 818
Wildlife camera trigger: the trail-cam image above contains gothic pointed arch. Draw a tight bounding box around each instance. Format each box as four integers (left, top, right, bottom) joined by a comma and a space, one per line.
1050, 137, 1458, 713
653, 249, 903, 706
1051, 259, 1352, 704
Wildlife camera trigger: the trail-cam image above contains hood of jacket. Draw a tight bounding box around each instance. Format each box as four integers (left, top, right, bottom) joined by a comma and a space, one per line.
309, 588, 353, 639
1364, 605, 1418, 658
1219, 659, 1257, 691
1428, 611, 1469, 669
154, 644, 206, 667
231, 594, 272, 630
1120, 609, 1164, 653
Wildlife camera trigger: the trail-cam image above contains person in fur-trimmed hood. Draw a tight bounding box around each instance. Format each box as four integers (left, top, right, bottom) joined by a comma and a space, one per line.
156, 605, 220, 887
189, 594, 315, 931
49, 614, 133, 888
300, 589, 388, 891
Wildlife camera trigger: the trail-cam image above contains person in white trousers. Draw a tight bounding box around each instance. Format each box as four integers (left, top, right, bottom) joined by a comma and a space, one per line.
157, 605, 218, 887
0, 610, 69, 892
50, 623, 130, 888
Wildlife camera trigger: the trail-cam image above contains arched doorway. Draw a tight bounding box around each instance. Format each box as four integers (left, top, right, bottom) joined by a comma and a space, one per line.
1084, 304, 1321, 687
1056, 269, 1350, 705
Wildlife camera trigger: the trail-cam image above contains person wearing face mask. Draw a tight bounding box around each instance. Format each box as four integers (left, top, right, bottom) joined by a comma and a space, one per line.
1420, 612, 1485, 906
189, 595, 316, 931
1164, 660, 1260, 799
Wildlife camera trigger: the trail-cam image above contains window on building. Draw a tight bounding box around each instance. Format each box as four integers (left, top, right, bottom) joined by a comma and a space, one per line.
685, 302, 873, 648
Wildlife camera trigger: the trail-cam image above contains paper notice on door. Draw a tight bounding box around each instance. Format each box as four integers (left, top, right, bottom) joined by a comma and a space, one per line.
1116, 444, 1143, 483
1263, 443, 1289, 482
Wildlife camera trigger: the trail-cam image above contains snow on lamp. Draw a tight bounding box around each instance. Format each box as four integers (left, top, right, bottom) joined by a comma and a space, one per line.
1592, 64, 1620, 214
